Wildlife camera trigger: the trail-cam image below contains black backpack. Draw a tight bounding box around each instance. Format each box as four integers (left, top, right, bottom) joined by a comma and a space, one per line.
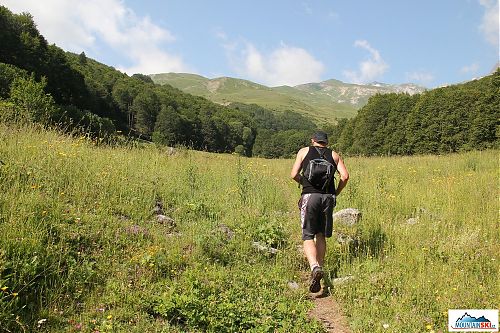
303, 147, 336, 191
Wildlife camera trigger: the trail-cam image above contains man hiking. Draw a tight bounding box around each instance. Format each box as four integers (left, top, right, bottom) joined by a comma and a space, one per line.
290, 131, 349, 293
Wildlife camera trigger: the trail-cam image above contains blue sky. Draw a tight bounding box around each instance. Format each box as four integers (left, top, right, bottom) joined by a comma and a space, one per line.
2, 0, 499, 87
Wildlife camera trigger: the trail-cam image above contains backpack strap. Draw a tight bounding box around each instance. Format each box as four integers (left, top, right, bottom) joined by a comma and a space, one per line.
314, 146, 326, 159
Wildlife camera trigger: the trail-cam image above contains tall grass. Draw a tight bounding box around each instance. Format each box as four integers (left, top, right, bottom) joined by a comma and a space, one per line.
0, 122, 498, 332
327, 152, 499, 332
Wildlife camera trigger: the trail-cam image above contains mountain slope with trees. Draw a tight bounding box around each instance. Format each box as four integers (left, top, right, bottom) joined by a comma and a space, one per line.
0, 5, 316, 158
0, 5, 497, 158
150, 73, 426, 123
327, 70, 499, 155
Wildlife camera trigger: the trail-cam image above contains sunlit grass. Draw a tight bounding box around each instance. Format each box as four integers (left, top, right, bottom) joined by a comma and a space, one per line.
0, 122, 498, 332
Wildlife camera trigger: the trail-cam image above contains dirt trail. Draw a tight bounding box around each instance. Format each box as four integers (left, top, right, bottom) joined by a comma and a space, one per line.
308, 289, 351, 333
300, 269, 351, 333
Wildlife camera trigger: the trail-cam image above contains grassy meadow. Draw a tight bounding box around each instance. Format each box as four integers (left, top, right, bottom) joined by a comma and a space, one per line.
0, 123, 498, 332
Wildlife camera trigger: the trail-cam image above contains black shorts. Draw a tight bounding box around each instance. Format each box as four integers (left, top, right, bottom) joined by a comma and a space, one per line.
298, 193, 336, 241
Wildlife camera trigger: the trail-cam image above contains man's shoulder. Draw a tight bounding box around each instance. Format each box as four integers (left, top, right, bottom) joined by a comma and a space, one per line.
298, 146, 309, 156
330, 150, 341, 164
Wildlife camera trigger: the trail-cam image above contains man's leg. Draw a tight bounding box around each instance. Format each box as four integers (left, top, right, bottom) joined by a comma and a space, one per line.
315, 233, 326, 266
303, 239, 319, 270
304, 236, 324, 293
303, 234, 326, 268
300, 193, 324, 292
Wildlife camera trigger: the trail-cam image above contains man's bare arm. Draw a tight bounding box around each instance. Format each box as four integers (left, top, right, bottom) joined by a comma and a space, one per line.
290, 147, 308, 183
332, 151, 349, 196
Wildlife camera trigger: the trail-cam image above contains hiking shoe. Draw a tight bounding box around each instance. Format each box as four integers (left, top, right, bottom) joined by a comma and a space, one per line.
309, 266, 324, 293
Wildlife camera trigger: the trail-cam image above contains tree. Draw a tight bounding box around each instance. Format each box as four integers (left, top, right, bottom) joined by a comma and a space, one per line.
152, 105, 185, 146
242, 126, 254, 156
132, 73, 154, 84
112, 78, 139, 128
9, 73, 56, 122
131, 88, 160, 135
0, 62, 27, 98
78, 51, 87, 65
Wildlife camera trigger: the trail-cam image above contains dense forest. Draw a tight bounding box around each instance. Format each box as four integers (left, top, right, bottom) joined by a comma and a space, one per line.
0, 5, 498, 158
326, 71, 499, 155
0, 6, 315, 158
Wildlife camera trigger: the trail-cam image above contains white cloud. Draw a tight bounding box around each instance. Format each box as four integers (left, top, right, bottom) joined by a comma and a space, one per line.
343, 40, 389, 84
478, 0, 499, 48
328, 10, 340, 21
1, 0, 191, 74
460, 63, 480, 74
405, 71, 435, 86
302, 2, 313, 15
228, 42, 325, 86
213, 28, 228, 42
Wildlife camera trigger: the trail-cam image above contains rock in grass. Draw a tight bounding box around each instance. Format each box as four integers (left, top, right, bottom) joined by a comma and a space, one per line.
156, 214, 176, 229
333, 208, 362, 226
406, 217, 419, 225
164, 146, 176, 156
287, 281, 300, 290
332, 275, 355, 285
252, 241, 279, 255
152, 200, 164, 215
336, 232, 357, 244
218, 224, 235, 240
124, 225, 149, 236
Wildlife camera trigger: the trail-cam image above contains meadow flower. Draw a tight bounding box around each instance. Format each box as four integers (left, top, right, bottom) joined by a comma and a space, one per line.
426, 324, 432, 330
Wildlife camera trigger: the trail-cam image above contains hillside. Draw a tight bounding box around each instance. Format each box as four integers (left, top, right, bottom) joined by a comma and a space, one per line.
150, 73, 426, 122
1, 5, 496, 159
328, 70, 500, 155
1, 122, 498, 332
150, 73, 325, 121
0, 5, 320, 159
292, 79, 424, 109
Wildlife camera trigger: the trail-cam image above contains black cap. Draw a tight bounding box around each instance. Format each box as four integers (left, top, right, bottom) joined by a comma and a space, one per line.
312, 131, 328, 144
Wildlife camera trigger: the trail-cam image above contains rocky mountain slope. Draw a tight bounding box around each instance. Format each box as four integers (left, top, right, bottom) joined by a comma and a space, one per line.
150, 73, 426, 123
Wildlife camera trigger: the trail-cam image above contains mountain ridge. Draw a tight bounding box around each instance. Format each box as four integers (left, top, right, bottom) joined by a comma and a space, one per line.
150, 73, 426, 123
